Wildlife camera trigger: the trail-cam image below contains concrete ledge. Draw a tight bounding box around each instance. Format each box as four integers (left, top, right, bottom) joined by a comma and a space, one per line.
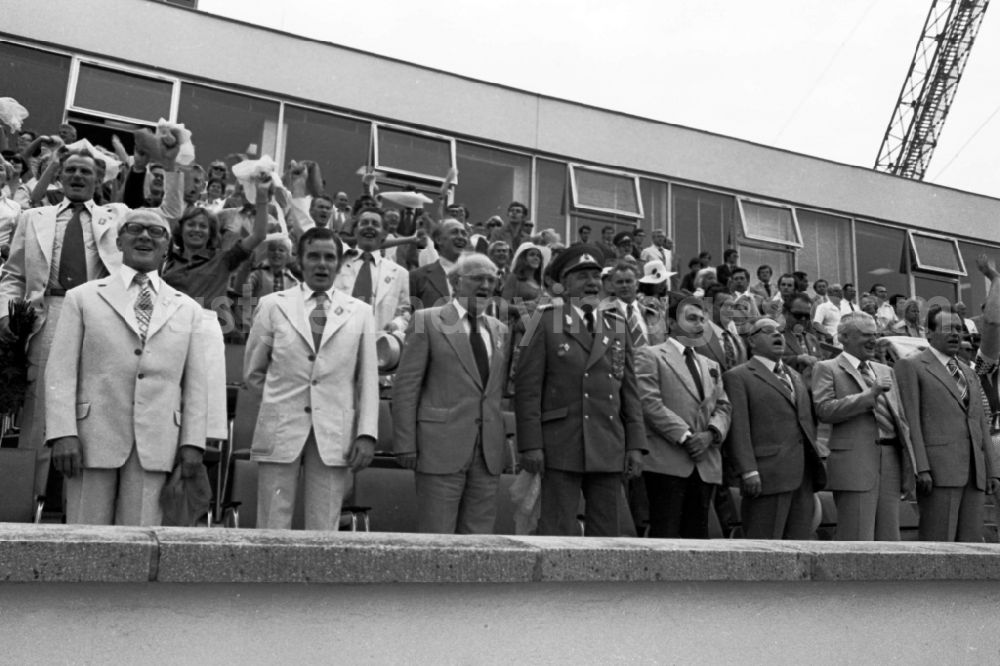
3, 524, 1000, 584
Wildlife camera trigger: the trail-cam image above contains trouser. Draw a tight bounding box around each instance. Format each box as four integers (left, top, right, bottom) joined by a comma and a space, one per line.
644, 469, 714, 538
742, 463, 815, 540
20, 295, 64, 498
65, 445, 167, 526
256, 431, 348, 531
415, 439, 500, 534
834, 444, 902, 541
537, 469, 624, 537
918, 482, 985, 542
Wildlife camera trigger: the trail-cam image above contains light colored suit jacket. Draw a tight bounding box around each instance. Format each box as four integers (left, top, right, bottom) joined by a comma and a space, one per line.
0, 172, 183, 342
724, 358, 825, 495
45, 273, 207, 472
334, 251, 411, 332
244, 287, 379, 466
635, 340, 732, 484
391, 302, 509, 475
812, 355, 916, 493
895, 348, 999, 490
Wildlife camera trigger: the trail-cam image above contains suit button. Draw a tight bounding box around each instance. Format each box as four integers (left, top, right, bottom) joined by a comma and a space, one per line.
134, 349, 142, 356
137, 373, 144, 379
584, 373, 589, 378
584, 415, 589, 419
308, 354, 315, 362
311, 380, 319, 386
304, 406, 312, 413
584, 393, 589, 398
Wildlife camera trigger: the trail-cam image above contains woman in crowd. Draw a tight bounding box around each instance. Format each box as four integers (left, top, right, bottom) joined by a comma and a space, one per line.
502, 241, 551, 307
891, 298, 926, 338
161, 178, 269, 443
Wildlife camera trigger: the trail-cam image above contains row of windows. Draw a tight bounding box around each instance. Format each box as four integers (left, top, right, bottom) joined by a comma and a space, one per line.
0, 39, 991, 307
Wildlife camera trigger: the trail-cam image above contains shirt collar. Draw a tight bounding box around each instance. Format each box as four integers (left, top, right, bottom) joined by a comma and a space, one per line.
439, 255, 457, 273
753, 355, 778, 372
667, 337, 689, 355
841, 350, 862, 370
300, 282, 336, 302
929, 345, 955, 368
57, 198, 95, 214
119, 265, 161, 293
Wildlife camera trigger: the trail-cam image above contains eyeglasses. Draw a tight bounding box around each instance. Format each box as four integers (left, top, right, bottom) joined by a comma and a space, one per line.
121, 222, 169, 239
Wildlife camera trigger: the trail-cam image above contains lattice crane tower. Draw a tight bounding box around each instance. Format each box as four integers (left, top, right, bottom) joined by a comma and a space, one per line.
874, 0, 990, 179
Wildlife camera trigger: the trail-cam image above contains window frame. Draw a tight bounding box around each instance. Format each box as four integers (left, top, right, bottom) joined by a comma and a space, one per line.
67, 57, 180, 126
907, 229, 967, 276
372, 122, 456, 184
567, 163, 643, 219
736, 197, 803, 248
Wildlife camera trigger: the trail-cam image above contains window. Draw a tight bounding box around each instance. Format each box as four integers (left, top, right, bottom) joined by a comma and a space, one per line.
913, 275, 958, 304
796, 209, 853, 287
740, 246, 793, 284
374, 125, 454, 182
0, 42, 71, 134
177, 84, 279, 166
855, 221, 908, 296
73, 63, 173, 122
639, 178, 669, 243
455, 143, 530, 223
908, 231, 966, 276
738, 199, 801, 247
958, 241, 994, 311
283, 106, 370, 200
569, 165, 642, 218
672, 185, 736, 267
535, 159, 568, 240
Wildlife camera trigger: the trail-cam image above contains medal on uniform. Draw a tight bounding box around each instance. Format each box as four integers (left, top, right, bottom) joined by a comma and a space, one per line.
557, 342, 570, 357
334, 306, 344, 315
611, 339, 625, 380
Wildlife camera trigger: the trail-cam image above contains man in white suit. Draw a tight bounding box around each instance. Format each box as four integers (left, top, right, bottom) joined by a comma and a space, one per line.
45, 210, 206, 525
392, 253, 509, 534
334, 207, 411, 333
635, 296, 732, 538
245, 226, 379, 531
0, 143, 183, 498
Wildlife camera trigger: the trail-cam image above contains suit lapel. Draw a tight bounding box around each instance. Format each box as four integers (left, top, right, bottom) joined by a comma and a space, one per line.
440, 302, 484, 389
838, 354, 867, 392
320, 290, 354, 348
560, 303, 593, 354
921, 350, 964, 406
585, 309, 615, 370
145, 283, 183, 341
275, 289, 313, 350
35, 206, 57, 269
96, 275, 141, 339
661, 341, 700, 402
749, 358, 794, 405
429, 262, 449, 303
373, 258, 390, 305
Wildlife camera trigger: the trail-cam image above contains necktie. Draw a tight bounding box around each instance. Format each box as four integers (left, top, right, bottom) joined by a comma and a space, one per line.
722, 330, 737, 369
272, 270, 284, 293
858, 362, 896, 436
58, 203, 88, 291
310, 292, 328, 351
352, 252, 374, 304
947, 357, 970, 408
627, 303, 646, 348
774, 362, 795, 400
764, 283, 771, 297
581, 304, 595, 335
683, 346, 705, 401
133, 272, 153, 344
468, 311, 490, 386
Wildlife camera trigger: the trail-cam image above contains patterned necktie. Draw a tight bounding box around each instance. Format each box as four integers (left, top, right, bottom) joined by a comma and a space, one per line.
310, 292, 328, 351
627, 303, 646, 348
947, 357, 970, 408
581, 304, 595, 335
352, 252, 374, 304
59, 202, 88, 291
858, 361, 896, 436
272, 269, 284, 293
683, 346, 705, 401
468, 311, 490, 385
722, 330, 737, 369
774, 362, 795, 400
133, 272, 153, 344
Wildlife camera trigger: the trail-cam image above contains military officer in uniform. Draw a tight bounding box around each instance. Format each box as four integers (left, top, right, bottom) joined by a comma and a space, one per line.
514, 244, 647, 536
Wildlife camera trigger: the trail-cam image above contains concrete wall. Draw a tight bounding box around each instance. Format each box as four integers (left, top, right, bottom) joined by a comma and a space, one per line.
3, 525, 1000, 663
5, 0, 1000, 242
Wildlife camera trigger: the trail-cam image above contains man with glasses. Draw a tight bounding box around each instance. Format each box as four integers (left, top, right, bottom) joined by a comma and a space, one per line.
45, 210, 206, 525
869, 283, 898, 330
782, 292, 824, 382
0, 140, 184, 499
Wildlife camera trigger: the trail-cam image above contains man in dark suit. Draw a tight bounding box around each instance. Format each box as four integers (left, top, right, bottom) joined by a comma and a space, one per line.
514, 244, 646, 536
409, 218, 467, 310
895, 304, 1000, 541
392, 254, 509, 534
699, 284, 747, 372
812, 311, 915, 540
782, 292, 824, 382
635, 295, 732, 538
723, 318, 825, 539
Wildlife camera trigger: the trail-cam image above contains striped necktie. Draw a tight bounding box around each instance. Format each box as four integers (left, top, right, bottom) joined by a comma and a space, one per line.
133, 272, 153, 344
774, 362, 795, 400
627, 303, 646, 348
310, 292, 328, 351
858, 361, 896, 437
947, 357, 970, 408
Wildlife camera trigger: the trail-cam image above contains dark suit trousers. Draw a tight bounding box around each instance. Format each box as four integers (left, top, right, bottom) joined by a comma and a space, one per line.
414, 439, 499, 535
918, 456, 984, 542
644, 469, 714, 538
538, 469, 623, 537
741, 464, 815, 540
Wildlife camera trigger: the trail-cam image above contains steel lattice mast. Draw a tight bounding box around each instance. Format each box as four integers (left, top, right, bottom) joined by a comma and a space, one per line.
874, 0, 990, 179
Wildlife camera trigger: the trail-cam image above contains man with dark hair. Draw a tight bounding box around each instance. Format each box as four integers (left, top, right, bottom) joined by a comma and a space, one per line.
514, 244, 645, 536
793, 271, 809, 295
751, 265, 775, 301
596, 225, 617, 262
895, 303, 1000, 541
699, 283, 747, 372
729, 267, 761, 318
715, 248, 740, 288
607, 262, 647, 348
636, 295, 731, 538
489, 201, 531, 251
309, 194, 335, 228
575, 224, 591, 245
869, 283, 897, 329
841, 283, 858, 314
782, 292, 823, 381
812, 279, 829, 305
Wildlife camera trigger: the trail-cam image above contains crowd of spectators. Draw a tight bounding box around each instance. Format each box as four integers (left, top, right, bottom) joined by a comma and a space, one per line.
1, 111, 998, 544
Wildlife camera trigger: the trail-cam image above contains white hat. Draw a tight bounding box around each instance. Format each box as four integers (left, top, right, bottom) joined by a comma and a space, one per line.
639, 260, 674, 285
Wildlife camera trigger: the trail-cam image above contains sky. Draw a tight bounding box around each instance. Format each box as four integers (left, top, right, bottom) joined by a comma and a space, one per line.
199, 0, 1000, 199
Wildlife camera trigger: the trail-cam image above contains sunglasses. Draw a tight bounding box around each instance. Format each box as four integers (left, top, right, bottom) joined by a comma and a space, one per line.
121, 222, 169, 239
